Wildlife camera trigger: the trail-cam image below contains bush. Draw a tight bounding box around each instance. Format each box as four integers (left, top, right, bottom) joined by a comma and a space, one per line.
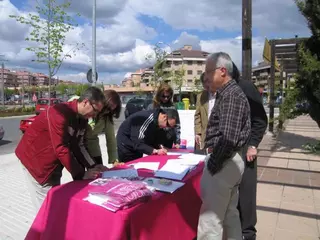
0, 106, 35, 117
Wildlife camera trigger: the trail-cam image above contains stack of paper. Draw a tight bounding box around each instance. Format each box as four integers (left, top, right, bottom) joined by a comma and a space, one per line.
102, 168, 138, 179
143, 177, 185, 193
129, 162, 160, 171
154, 161, 191, 180
177, 153, 205, 165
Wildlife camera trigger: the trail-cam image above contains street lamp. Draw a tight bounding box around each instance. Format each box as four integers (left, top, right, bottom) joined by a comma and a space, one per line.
92, 0, 97, 86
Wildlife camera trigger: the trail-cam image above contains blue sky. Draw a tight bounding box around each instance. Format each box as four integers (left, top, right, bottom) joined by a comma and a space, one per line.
0, 0, 310, 84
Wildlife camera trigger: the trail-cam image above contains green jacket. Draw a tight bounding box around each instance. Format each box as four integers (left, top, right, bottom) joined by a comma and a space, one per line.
85, 118, 118, 163
68, 95, 118, 163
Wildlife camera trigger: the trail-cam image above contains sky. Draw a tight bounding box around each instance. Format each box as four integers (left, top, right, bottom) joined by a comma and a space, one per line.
0, 0, 311, 84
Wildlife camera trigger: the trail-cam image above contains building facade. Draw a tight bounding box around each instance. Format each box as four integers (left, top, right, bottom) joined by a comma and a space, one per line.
1, 69, 17, 87
163, 45, 208, 88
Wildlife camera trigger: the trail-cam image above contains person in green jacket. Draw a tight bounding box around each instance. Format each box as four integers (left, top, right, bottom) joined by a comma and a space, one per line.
68, 89, 121, 165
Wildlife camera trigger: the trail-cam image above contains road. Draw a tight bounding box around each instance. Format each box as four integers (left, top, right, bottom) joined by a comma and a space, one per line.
0, 110, 125, 155
0, 107, 278, 155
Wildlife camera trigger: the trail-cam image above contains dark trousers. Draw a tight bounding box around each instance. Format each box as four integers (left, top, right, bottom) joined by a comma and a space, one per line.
237, 156, 257, 240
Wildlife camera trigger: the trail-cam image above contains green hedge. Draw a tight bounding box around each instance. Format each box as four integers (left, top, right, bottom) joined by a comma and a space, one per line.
0, 106, 35, 117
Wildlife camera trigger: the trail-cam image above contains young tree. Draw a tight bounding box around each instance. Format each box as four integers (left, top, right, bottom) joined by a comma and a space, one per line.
295, 0, 320, 128
145, 44, 172, 89
172, 67, 185, 101
10, 0, 83, 104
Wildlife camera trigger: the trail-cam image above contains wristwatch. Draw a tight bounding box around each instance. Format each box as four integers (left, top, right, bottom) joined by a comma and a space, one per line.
249, 146, 257, 149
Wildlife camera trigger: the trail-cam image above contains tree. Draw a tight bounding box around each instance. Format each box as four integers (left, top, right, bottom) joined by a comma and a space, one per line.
10, 0, 83, 104
172, 67, 185, 101
145, 44, 172, 89
295, 0, 320, 128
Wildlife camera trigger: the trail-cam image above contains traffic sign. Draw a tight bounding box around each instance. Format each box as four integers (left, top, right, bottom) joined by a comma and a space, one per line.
86, 69, 98, 83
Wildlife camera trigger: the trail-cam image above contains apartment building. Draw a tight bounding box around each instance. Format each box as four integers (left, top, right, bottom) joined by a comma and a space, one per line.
252, 61, 283, 90
15, 70, 37, 87
164, 45, 209, 87
33, 72, 49, 86
1, 69, 17, 87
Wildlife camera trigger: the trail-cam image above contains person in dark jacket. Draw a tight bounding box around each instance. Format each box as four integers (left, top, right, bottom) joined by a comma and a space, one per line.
233, 62, 268, 240
15, 87, 106, 211
148, 83, 181, 148
117, 108, 178, 162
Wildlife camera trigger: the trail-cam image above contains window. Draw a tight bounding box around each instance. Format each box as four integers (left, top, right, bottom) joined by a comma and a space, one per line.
187, 70, 193, 75
187, 61, 193, 65
197, 70, 202, 75
187, 79, 193, 82
197, 61, 203, 65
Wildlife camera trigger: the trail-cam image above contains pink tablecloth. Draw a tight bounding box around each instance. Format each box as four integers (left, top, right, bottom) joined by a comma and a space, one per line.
26, 155, 203, 240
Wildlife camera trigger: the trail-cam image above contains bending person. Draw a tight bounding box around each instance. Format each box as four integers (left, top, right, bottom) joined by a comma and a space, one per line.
68, 89, 121, 165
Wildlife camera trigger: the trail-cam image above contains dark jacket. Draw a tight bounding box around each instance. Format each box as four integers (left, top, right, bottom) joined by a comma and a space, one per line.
15, 100, 96, 184
117, 109, 163, 162
238, 79, 268, 147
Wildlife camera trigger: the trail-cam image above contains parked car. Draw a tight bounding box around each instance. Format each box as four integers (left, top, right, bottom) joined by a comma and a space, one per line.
124, 98, 153, 119
20, 98, 63, 133
35, 98, 63, 115
20, 116, 36, 134
0, 124, 4, 140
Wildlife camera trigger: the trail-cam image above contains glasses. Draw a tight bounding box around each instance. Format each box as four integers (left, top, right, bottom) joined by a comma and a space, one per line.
90, 102, 99, 113
161, 95, 171, 99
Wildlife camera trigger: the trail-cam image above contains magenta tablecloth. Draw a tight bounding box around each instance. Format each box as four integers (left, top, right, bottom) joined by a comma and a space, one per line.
26, 154, 203, 240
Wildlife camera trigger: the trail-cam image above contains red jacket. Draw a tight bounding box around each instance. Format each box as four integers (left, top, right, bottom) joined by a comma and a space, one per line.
15, 100, 96, 185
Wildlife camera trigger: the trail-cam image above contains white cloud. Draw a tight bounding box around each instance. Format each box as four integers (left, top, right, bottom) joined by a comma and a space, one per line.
130, 0, 309, 36
0, 0, 157, 83
0, 0, 311, 84
200, 37, 265, 69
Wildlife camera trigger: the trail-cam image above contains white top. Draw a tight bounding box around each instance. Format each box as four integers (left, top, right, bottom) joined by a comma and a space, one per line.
208, 92, 216, 119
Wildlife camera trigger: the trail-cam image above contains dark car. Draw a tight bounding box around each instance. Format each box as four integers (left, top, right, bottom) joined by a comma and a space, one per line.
124, 98, 152, 119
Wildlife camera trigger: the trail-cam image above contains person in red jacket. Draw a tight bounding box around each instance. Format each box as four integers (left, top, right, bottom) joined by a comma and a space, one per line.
15, 86, 106, 210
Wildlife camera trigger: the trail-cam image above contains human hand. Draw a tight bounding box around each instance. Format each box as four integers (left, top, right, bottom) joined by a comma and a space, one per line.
95, 164, 108, 171
113, 160, 124, 167
83, 168, 101, 180
174, 144, 180, 149
195, 134, 201, 146
158, 148, 167, 155
247, 146, 258, 162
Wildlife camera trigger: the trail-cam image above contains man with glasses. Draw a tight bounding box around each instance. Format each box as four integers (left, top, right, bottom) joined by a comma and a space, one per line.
197, 52, 251, 239
116, 108, 178, 162
16, 86, 106, 211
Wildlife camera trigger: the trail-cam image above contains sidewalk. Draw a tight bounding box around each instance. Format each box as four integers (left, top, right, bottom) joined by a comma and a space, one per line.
0, 116, 319, 239
256, 115, 320, 240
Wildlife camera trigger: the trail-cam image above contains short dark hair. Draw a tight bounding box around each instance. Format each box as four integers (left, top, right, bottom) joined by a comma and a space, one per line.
78, 86, 105, 104
163, 108, 179, 120
232, 61, 241, 83
200, 72, 205, 83
98, 90, 122, 124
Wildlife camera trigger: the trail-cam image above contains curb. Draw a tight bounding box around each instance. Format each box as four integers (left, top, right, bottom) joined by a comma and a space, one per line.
0, 114, 35, 119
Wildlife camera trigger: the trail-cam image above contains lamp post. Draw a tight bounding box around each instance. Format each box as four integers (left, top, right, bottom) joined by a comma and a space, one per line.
92, 0, 97, 86
242, 0, 252, 81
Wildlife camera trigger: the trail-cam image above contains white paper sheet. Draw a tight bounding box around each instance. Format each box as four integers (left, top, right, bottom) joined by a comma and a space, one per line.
154, 161, 191, 180
143, 178, 185, 193
102, 168, 138, 179
129, 162, 160, 171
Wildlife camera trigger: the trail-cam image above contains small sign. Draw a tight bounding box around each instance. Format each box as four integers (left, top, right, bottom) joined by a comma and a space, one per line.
87, 69, 98, 83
